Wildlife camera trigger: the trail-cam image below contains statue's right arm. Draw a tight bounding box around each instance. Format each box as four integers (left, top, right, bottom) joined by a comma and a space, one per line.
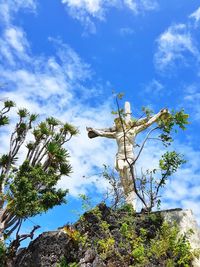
86, 127, 116, 139
133, 117, 149, 126
135, 109, 169, 133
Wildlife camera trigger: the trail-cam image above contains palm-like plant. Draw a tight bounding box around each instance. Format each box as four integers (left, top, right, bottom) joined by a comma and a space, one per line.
0, 100, 78, 246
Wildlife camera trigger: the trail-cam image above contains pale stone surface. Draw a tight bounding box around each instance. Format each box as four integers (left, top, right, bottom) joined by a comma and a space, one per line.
163, 209, 200, 267
87, 101, 169, 209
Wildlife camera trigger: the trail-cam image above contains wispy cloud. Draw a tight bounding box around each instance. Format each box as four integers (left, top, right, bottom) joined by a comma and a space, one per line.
0, 1, 117, 197
119, 27, 134, 36
0, 37, 116, 197
144, 79, 164, 94
162, 142, 200, 223
0, 0, 37, 25
183, 84, 200, 121
155, 23, 200, 71
189, 6, 200, 26
61, 0, 158, 33
124, 0, 158, 13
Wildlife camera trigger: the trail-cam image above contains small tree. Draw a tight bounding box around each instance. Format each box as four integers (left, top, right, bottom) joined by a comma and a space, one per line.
0, 100, 78, 247
103, 94, 189, 211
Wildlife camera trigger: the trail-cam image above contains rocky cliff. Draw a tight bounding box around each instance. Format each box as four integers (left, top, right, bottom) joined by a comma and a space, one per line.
14, 204, 200, 267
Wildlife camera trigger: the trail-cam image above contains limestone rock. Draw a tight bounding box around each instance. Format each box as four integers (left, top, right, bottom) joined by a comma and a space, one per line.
163, 209, 200, 267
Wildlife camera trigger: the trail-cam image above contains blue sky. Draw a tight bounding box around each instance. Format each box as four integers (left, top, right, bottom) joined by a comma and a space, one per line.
1, 0, 200, 241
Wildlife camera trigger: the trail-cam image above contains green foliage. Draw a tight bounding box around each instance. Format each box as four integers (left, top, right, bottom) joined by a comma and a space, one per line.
142, 106, 154, 118
73, 204, 195, 266
7, 161, 68, 217
3, 101, 15, 109
0, 241, 6, 267
56, 257, 79, 267
149, 222, 192, 266
117, 93, 124, 100
159, 151, 186, 174
133, 150, 186, 210
0, 100, 15, 126
78, 194, 92, 212
110, 94, 189, 211
138, 109, 188, 209
131, 244, 147, 265
0, 100, 78, 245
119, 203, 135, 215
62, 226, 87, 246
97, 237, 115, 258
158, 109, 189, 146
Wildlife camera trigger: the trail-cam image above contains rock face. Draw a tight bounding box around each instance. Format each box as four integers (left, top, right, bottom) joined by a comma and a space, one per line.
15, 204, 200, 267
162, 209, 200, 267
15, 231, 79, 267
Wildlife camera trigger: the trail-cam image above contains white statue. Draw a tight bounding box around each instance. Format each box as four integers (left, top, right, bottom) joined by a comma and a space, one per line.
87, 102, 168, 210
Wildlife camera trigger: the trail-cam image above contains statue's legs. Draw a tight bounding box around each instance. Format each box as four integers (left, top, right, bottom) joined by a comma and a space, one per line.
117, 159, 137, 210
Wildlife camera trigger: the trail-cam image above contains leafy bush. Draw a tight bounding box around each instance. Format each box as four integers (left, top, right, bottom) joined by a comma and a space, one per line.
56, 257, 79, 267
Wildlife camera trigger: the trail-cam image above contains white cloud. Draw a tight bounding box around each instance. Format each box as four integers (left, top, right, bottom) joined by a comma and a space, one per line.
183, 84, 200, 121
124, 0, 158, 13
140, 0, 158, 10
119, 27, 134, 36
0, 26, 31, 65
144, 79, 164, 94
0, 7, 116, 197
155, 23, 200, 70
156, 142, 200, 223
0, 0, 36, 64
61, 0, 158, 33
62, 0, 106, 16
123, 0, 137, 12
0, 0, 37, 25
189, 6, 200, 26
5, 27, 28, 53
61, 0, 110, 33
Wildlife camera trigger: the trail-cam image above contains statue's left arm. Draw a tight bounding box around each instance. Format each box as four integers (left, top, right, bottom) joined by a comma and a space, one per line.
135, 109, 169, 133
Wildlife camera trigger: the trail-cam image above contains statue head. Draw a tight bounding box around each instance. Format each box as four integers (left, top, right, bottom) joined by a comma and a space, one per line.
114, 117, 131, 131
114, 117, 123, 130
114, 102, 132, 130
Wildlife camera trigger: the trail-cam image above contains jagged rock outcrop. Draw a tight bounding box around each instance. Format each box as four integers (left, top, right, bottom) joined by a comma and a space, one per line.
14, 204, 200, 267
15, 231, 78, 267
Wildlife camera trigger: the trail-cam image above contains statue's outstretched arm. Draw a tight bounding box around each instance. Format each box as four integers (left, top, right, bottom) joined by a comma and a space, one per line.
135, 108, 169, 133
133, 117, 149, 126
86, 127, 116, 139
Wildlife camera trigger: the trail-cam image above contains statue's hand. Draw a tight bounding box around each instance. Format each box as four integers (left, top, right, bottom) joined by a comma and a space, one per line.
160, 108, 170, 120
161, 108, 169, 114
86, 127, 98, 138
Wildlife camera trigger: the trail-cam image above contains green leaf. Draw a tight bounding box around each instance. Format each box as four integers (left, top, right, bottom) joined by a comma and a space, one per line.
117, 93, 124, 100
18, 108, 29, 118
4, 100, 15, 108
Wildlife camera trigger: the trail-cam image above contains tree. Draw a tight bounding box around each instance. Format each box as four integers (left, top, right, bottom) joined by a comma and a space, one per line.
102, 94, 189, 211
0, 100, 78, 245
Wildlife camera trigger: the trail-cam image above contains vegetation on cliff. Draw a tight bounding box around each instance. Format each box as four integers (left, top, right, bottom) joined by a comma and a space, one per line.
54, 203, 195, 267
